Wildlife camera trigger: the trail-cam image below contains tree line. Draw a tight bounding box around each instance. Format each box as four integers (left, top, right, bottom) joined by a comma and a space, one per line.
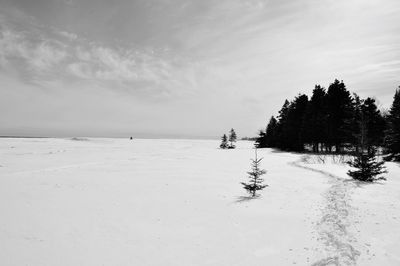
255, 79, 400, 162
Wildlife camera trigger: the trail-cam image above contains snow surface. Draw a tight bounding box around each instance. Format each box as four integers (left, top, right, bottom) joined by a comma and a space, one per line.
0, 138, 399, 265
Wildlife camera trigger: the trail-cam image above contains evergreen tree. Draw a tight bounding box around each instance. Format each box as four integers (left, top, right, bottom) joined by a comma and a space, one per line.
385, 88, 400, 161
348, 149, 387, 182
255, 129, 266, 148
220, 134, 228, 149
265, 116, 278, 147
228, 128, 237, 149
351, 93, 363, 153
282, 94, 308, 151
275, 99, 290, 148
267, 96, 308, 152
255, 116, 277, 148
241, 148, 267, 197
361, 97, 386, 150
302, 85, 327, 152
326, 79, 354, 153
348, 113, 386, 182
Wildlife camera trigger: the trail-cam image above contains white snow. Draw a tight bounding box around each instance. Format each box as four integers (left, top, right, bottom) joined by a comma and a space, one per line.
0, 138, 399, 265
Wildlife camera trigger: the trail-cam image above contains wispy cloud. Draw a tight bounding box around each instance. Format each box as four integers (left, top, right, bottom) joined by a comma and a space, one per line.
59, 30, 78, 40
69, 46, 172, 83
0, 21, 183, 98
31, 42, 68, 71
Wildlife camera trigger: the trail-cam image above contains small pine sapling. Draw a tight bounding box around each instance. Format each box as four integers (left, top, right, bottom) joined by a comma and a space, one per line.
220, 134, 228, 149
348, 113, 387, 182
241, 148, 268, 197
347, 148, 387, 182
228, 128, 237, 149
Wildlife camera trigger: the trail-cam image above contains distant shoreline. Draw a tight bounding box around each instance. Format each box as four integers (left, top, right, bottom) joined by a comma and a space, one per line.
0, 136, 50, 138
0, 135, 225, 141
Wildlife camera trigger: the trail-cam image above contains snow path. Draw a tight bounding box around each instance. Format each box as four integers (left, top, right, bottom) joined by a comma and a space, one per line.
291, 160, 361, 265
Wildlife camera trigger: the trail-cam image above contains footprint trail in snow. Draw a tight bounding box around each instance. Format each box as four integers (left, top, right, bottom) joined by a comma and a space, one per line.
291, 161, 361, 265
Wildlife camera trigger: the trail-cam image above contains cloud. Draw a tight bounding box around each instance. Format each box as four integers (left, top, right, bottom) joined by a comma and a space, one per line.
30, 42, 68, 70
0, 27, 67, 72
59, 30, 78, 40
241, 0, 269, 9
66, 62, 92, 79
0, 21, 181, 97
0, 29, 25, 65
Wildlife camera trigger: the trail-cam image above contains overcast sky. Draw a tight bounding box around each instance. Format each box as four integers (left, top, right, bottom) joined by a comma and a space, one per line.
1, 0, 399, 138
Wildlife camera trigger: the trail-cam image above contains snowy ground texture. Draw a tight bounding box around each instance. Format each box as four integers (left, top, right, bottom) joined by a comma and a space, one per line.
1, 138, 400, 266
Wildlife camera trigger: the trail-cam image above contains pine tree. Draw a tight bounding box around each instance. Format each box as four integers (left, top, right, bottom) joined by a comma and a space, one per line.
254, 129, 266, 148
272, 100, 290, 149
351, 93, 363, 153
228, 128, 237, 149
326, 79, 354, 153
347, 149, 387, 182
285, 94, 308, 151
302, 85, 327, 152
265, 116, 278, 147
220, 134, 228, 149
361, 97, 386, 150
276, 100, 291, 150
255, 116, 278, 148
385, 88, 400, 161
274, 94, 308, 151
241, 148, 268, 197
348, 114, 387, 182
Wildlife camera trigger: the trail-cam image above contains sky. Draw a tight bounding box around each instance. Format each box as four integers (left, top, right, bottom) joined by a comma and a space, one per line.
0, 0, 400, 138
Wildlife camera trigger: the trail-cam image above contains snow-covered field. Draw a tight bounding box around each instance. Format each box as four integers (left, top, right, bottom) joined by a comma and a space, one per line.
0, 138, 399, 266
